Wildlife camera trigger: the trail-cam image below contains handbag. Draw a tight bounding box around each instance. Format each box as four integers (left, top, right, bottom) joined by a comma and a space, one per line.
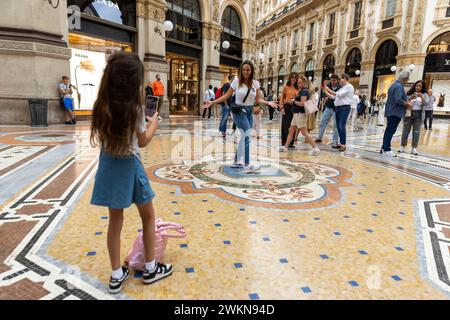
124, 219, 186, 271
252, 105, 261, 114
304, 98, 318, 114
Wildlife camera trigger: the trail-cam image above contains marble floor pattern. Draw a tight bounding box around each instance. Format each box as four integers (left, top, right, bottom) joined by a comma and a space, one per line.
0, 114, 449, 300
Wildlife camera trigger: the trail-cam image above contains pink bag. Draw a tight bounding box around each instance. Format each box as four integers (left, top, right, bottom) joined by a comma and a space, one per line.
124, 219, 186, 271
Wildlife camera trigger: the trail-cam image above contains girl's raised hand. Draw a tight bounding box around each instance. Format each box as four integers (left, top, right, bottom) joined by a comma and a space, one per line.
146, 112, 159, 129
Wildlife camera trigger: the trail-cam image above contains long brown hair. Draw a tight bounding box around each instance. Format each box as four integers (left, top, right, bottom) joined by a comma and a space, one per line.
238, 60, 254, 88
286, 72, 299, 89
90, 52, 144, 156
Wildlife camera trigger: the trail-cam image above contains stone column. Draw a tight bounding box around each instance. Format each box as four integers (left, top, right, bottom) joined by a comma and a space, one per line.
0, 0, 71, 124
202, 23, 223, 97
137, 0, 170, 118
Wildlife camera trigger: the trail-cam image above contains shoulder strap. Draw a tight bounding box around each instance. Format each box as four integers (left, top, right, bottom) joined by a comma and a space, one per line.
242, 80, 255, 104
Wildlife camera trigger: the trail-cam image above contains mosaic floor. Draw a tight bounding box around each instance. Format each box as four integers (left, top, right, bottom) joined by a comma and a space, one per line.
0, 113, 449, 300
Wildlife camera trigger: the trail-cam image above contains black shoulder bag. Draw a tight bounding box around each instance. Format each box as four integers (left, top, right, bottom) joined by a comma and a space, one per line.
230, 85, 252, 115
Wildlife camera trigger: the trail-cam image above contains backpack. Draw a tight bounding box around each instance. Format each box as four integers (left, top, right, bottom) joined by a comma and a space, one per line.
221, 82, 232, 106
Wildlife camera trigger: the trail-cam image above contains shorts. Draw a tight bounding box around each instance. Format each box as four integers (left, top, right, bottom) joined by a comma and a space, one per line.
63, 97, 74, 112
290, 113, 307, 128
90, 152, 155, 209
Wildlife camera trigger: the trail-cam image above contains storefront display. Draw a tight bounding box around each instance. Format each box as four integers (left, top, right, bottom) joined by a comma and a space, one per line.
67, 0, 136, 113
168, 55, 199, 114
165, 0, 203, 115
423, 32, 450, 114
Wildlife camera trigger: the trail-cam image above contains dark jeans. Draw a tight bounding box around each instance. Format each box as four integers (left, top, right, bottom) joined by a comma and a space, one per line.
202, 105, 211, 118
269, 106, 275, 120
401, 110, 422, 148
424, 110, 433, 129
335, 105, 351, 145
233, 106, 253, 165
382, 115, 402, 152
281, 104, 294, 147
219, 105, 230, 133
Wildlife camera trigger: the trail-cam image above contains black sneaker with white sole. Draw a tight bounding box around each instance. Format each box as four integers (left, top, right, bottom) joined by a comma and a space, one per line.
143, 262, 173, 285
109, 266, 131, 294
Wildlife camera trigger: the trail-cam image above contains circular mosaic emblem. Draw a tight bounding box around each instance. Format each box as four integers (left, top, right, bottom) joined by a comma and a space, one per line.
150, 155, 353, 210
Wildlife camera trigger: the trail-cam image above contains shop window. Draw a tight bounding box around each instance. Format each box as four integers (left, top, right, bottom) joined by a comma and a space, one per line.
221, 6, 243, 59
166, 0, 200, 21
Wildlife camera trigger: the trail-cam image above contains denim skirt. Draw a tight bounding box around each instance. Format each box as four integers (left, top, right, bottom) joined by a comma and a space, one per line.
90, 152, 155, 209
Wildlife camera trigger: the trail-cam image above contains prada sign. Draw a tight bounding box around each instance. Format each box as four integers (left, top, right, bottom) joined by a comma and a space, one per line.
166, 11, 202, 48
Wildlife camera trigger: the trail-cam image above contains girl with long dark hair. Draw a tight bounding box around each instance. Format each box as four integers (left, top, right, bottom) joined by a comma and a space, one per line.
90, 52, 172, 294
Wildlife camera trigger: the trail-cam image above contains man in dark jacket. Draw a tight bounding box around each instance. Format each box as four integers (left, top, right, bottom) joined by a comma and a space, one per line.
380, 71, 413, 156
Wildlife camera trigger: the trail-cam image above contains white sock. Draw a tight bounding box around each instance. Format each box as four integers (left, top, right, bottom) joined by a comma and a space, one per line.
112, 267, 124, 280
145, 260, 156, 271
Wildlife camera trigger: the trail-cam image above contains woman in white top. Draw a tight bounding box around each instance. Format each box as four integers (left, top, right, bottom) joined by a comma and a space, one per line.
204, 60, 278, 173
324, 73, 354, 152
400, 80, 429, 155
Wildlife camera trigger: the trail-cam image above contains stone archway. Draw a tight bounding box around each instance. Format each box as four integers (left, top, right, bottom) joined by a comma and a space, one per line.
219, 0, 251, 40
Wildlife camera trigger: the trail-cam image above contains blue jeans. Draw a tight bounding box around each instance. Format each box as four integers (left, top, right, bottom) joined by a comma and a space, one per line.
317, 107, 338, 145
219, 104, 230, 133
382, 115, 402, 152
233, 106, 253, 165
335, 105, 351, 145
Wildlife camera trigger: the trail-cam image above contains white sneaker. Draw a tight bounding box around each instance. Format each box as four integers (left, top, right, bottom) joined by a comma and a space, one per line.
231, 162, 244, 168
279, 146, 288, 152
241, 164, 261, 174
398, 146, 405, 153
411, 148, 419, 155
308, 148, 320, 156
383, 150, 397, 157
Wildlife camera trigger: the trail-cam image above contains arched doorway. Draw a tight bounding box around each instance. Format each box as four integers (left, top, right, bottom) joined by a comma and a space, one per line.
424, 31, 450, 112
165, 0, 203, 115
345, 48, 362, 88
220, 6, 243, 80
371, 40, 398, 98
267, 67, 274, 96
305, 59, 315, 82
277, 65, 286, 97
321, 54, 335, 84
290, 62, 299, 74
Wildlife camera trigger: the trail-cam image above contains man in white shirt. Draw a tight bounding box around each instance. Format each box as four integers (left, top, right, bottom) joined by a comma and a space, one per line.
324, 73, 354, 152
202, 85, 214, 119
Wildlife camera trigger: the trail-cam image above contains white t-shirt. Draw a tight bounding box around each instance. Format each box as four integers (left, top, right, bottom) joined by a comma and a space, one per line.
203, 89, 215, 102
130, 107, 147, 156
333, 84, 355, 107
351, 94, 360, 109
58, 83, 71, 99
230, 78, 260, 106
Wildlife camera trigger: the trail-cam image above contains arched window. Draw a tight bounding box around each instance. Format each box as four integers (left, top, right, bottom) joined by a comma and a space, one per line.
305, 59, 314, 72
305, 59, 315, 81
68, 0, 136, 27
290, 63, 299, 73
345, 48, 362, 77
222, 6, 242, 38
427, 31, 450, 53
221, 7, 243, 60
278, 65, 286, 76
374, 40, 398, 76
166, 0, 201, 20
322, 54, 335, 80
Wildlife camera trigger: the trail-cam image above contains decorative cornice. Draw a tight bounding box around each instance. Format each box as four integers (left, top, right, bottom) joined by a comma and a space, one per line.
0, 40, 71, 59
